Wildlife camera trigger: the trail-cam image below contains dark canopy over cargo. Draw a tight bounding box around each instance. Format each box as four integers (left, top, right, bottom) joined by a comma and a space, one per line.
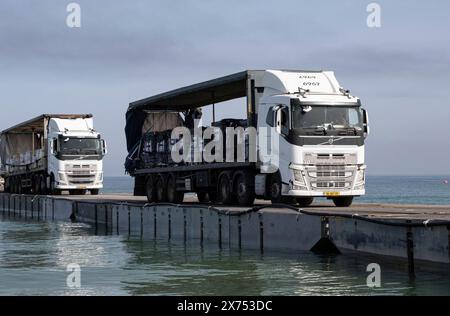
125, 71, 259, 152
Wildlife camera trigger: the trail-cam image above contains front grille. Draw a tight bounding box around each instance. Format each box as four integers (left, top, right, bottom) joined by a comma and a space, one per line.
304, 153, 357, 165
313, 181, 348, 189
66, 164, 97, 185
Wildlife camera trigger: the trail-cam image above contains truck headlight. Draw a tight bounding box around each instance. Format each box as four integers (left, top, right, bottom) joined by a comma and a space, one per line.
356, 170, 365, 183
58, 172, 67, 184
293, 169, 306, 185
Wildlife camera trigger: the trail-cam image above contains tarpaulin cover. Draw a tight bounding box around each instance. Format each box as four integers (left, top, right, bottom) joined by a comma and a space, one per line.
125, 71, 252, 153
0, 134, 40, 166
125, 110, 183, 152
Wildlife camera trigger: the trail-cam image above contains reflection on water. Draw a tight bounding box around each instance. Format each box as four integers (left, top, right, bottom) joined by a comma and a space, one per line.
1, 216, 450, 296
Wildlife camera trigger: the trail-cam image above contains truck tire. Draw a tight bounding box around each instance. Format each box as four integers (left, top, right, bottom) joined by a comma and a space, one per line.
40, 175, 48, 195
297, 197, 314, 207
218, 172, 233, 205
167, 174, 184, 204
145, 175, 156, 203
49, 174, 61, 195
4, 178, 10, 193
13, 177, 18, 194
155, 175, 167, 202
234, 172, 255, 206
208, 191, 218, 204
333, 196, 353, 207
33, 175, 40, 194
196, 192, 209, 203
269, 173, 282, 204
90, 189, 99, 196
17, 178, 23, 194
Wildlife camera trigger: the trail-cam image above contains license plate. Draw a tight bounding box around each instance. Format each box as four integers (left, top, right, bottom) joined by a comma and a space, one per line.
77, 185, 87, 189
324, 192, 340, 197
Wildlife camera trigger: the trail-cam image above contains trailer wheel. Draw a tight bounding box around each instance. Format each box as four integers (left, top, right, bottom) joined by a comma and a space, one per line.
208, 191, 218, 204
39, 175, 48, 195
10, 177, 16, 194
4, 178, 10, 193
17, 178, 23, 194
167, 174, 184, 204
332, 197, 353, 207
196, 192, 209, 203
234, 172, 255, 206
218, 172, 233, 205
155, 175, 167, 202
145, 175, 156, 203
297, 197, 314, 207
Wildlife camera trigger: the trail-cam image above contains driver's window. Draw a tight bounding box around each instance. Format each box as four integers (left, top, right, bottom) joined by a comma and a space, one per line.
277, 106, 289, 135
348, 109, 359, 126
52, 139, 58, 154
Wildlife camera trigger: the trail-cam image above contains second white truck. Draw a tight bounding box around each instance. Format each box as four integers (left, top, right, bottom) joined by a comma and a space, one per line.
0, 114, 106, 195
126, 70, 369, 207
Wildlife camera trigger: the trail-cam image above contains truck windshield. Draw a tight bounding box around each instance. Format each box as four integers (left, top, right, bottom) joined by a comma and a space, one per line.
59, 137, 102, 155
292, 105, 363, 130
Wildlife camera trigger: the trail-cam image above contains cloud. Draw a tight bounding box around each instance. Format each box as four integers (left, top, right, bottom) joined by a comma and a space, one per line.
1, 0, 450, 175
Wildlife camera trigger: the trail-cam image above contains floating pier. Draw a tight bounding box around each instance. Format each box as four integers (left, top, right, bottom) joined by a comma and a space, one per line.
1, 193, 450, 274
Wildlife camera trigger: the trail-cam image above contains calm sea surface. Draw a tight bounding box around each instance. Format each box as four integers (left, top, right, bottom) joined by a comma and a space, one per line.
102, 175, 450, 205
0, 176, 449, 296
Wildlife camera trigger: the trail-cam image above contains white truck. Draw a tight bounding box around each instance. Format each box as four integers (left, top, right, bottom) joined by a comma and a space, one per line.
0, 114, 106, 195
125, 70, 369, 207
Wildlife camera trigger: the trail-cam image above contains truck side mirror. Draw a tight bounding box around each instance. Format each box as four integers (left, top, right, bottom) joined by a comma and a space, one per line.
362, 108, 370, 137
102, 139, 108, 155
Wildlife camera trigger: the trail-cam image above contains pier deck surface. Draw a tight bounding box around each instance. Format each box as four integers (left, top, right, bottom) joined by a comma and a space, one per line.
57, 194, 450, 222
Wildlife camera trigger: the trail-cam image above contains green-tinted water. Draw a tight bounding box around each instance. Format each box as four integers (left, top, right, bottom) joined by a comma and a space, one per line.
1, 217, 449, 296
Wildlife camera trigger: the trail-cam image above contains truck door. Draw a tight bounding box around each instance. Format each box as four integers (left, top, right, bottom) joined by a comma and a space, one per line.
259, 105, 280, 173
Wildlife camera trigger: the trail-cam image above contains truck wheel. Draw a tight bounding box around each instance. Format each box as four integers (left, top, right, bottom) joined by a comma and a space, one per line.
269, 174, 282, 204
297, 197, 314, 207
155, 175, 167, 202
9, 177, 15, 194
333, 197, 354, 207
218, 173, 233, 205
40, 175, 48, 195
90, 189, 99, 196
208, 191, 218, 204
234, 172, 255, 206
167, 175, 184, 204
145, 175, 156, 203
196, 192, 209, 203
49, 174, 61, 195
17, 178, 23, 194
33, 175, 40, 194
4, 178, 10, 193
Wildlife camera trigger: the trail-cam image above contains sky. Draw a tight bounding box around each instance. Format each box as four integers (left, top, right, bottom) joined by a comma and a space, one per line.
1, 0, 450, 176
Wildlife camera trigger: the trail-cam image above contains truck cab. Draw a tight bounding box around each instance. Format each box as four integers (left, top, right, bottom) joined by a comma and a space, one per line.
256, 70, 369, 206
0, 114, 106, 196
47, 117, 106, 194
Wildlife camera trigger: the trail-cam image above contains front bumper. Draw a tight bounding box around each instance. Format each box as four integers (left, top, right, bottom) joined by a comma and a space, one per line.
56, 184, 103, 190
56, 170, 103, 190
286, 163, 366, 198
285, 188, 365, 197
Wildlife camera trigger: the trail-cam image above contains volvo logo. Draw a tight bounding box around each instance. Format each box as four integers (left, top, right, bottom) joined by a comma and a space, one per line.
328, 138, 335, 145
